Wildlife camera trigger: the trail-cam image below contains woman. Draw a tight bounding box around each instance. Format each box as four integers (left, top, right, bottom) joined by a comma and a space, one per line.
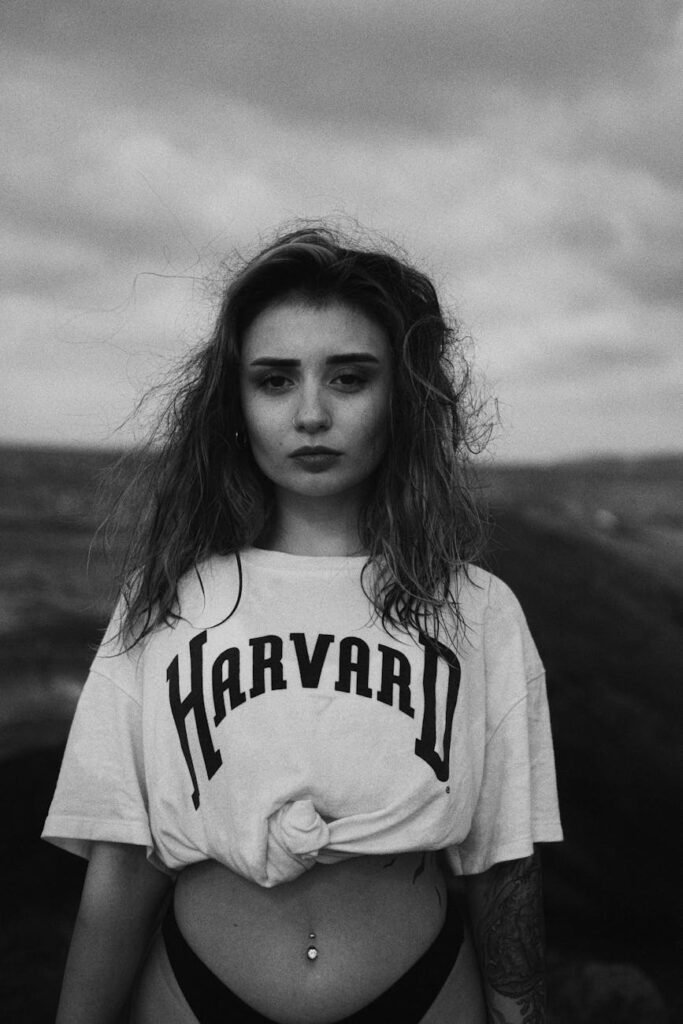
43, 225, 563, 1023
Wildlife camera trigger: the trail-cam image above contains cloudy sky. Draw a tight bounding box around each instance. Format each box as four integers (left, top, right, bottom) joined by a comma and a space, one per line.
2, 0, 682, 462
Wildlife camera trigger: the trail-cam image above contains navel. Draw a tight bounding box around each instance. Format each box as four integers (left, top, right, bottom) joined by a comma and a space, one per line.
306, 931, 319, 962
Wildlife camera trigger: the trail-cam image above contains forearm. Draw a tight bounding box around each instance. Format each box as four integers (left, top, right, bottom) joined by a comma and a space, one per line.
58, 908, 151, 1024
464, 852, 546, 1024
56, 842, 172, 1024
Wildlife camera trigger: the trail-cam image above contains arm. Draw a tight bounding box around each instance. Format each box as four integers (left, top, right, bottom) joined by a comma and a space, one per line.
464, 851, 546, 1024
56, 841, 172, 1024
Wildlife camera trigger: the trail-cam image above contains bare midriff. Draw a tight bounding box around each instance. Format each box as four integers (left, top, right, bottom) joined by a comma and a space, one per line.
173, 851, 450, 1024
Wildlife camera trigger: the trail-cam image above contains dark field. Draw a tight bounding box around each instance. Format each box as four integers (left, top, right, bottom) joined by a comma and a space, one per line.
1, 445, 681, 1022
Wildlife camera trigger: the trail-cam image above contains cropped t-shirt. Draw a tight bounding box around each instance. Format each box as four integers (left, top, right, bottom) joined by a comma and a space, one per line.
43, 550, 563, 886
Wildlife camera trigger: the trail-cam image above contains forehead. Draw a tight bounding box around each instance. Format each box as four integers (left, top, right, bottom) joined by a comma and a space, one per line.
241, 300, 390, 361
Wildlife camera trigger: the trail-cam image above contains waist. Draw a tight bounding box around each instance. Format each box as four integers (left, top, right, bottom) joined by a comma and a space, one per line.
174, 851, 452, 1022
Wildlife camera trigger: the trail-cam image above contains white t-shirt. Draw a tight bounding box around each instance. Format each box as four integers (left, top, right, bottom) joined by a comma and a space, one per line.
43, 550, 563, 886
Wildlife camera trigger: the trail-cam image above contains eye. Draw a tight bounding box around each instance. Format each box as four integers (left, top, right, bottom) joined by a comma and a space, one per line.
331, 371, 366, 391
259, 373, 293, 392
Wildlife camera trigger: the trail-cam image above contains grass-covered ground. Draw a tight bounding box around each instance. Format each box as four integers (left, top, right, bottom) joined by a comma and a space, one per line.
1, 444, 681, 1022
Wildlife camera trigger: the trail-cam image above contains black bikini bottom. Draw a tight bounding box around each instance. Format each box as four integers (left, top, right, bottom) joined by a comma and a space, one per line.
162, 895, 464, 1024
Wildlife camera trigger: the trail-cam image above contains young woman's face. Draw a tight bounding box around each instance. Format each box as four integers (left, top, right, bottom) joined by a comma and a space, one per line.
239, 299, 392, 508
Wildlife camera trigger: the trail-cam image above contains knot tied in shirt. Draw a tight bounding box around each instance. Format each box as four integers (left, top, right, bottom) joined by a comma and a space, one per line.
265, 799, 330, 884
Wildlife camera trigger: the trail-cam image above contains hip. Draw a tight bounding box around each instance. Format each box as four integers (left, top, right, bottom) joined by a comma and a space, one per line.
130, 895, 485, 1024
172, 850, 449, 1018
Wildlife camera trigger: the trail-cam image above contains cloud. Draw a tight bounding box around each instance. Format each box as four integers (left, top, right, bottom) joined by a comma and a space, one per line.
2, 0, 680, 133
542, 163, 683, 309
572, 17, 683, 189
1, 0, 681, 459
526, 339, 669, 384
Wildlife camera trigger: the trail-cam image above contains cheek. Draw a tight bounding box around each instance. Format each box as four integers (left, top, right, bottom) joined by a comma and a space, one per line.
243, 401, 279, 452
251, 427, 281, 460
373, 386, 392, 435
356, 395, 391, 459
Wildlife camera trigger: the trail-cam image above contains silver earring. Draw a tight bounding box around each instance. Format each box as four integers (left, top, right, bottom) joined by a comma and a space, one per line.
234, 430, 248, 450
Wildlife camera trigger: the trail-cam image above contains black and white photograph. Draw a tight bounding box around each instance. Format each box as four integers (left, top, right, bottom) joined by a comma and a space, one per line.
1, 3, 681, 1022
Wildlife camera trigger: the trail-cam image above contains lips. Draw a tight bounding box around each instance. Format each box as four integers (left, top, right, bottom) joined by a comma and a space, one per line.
289, 446, 342, 457
288, 447, 342, 473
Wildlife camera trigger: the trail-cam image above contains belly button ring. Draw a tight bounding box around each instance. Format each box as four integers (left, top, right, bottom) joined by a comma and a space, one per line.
307, 932, 318, 961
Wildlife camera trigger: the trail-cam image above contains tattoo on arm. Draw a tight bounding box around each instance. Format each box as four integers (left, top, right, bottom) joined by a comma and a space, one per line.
470, 854, 546, 1024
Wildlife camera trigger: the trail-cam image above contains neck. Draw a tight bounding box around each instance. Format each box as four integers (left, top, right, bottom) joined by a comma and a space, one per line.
261, 491, 367, 556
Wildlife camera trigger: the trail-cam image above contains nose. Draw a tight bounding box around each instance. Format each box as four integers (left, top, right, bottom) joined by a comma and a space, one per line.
292, 385, 331, 433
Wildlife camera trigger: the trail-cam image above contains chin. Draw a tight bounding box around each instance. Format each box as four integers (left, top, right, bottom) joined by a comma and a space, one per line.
281, 477, 368, 502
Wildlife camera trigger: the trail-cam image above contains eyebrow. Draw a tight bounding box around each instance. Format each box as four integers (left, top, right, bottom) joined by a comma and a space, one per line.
248, 353, 381, 367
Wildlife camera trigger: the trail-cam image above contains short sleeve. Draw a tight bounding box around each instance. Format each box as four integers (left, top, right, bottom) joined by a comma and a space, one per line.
41, 606, 164, 870
445, 576, 563, 875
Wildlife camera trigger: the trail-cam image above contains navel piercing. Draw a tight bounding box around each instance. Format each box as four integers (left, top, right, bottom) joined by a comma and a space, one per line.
306, 931, 318, 961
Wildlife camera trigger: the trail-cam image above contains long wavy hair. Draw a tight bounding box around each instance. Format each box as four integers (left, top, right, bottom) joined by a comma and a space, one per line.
110, 224, 489, 646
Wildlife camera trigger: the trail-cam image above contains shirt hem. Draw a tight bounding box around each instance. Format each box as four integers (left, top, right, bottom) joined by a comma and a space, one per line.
41, 815, 153, 855
446, 823, 564, 875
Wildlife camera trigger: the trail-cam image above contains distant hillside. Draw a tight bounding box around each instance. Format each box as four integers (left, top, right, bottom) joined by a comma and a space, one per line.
480, 454, 683, 997
1, 444, 682, 1020
478, 454, 683, 606
486, 509, 682, 935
